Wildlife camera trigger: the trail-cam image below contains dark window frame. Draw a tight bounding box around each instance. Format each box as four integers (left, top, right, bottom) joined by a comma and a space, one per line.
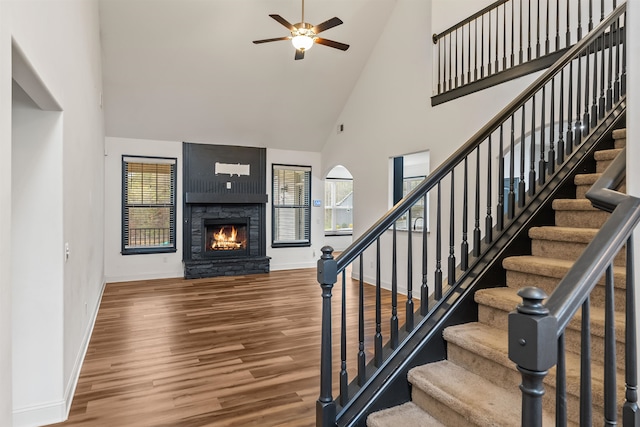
272, 164, 312, 248
122, 155, 177, 255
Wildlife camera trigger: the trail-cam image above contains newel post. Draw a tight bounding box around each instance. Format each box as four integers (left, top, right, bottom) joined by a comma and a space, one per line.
316, 246, 337, 427
508, 287, 557, 427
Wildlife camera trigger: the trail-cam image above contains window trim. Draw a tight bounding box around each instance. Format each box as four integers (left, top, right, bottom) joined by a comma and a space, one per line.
271, 164, 312, 248
122, 155, 177, 255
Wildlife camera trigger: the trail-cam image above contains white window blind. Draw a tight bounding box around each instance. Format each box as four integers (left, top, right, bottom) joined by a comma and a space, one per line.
272, 164, 311, 246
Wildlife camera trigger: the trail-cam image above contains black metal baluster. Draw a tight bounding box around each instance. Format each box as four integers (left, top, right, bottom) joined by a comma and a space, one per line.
455, 29, 459, 88
339, 272, 348, 406
607, 19, 613, 110
584, 40, 591, 137
555, 0, 560, 50
461, 25, 465, 86
357, 255, 365, 386
509, 115, 516, 219
504, 3, 508, 70
406, 208, 414, 332
566, 60, 574, 156
448, 33, 452, 91
475, 20, 479, 81
623, 236, 639, 425
529, 95, 536, 196
589, 0, 594, 31
536, 0, 541, 57
545, 0, 549, 54
375, 239, 382, 367
448, 171, 456, 285
519, 105, 526, 207
435, 183, 442, 300
580, 297, 593, 426
556, 335, 568, 427
474, 147, 482, 256
604, 265, 617, 426
592, 35, 599, 129
495, 6, 500, 72
599, 18, 606, 118
512, 0, 516, 66
420, 193, 429, 316
566, 0, 571, 47
391, 223, 398, 349
485, 136, 493, 243
558, 69, 565, 164
488, 12, 491, 75
497, 124, 505, 230
468, 22, 472, 84
462, 158, 469, 269
437, 40, 442, 94
520, 0, 524, 63
613, 10, 620, 103
577, 0, 582, 41
527, 0, 532, 60
621, 11, 626, 96
549, 77, 556, 174
481, 14, 485, 78
575, 49, 582, 148
539, 87, 546, 185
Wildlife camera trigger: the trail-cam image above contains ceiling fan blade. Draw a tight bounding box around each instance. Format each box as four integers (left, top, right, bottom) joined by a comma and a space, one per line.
294, 49, 305, 60
253, 36, 291, 44
312, 17, 343, 34
269, 14, 296, 32
315, 38, 350, 51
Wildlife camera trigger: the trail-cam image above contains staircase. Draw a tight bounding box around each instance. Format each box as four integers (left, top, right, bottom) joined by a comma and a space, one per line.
367, 129, 627, 426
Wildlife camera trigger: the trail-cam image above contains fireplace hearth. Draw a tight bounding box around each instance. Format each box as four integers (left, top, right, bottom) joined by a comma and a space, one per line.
183, 143, 270, 278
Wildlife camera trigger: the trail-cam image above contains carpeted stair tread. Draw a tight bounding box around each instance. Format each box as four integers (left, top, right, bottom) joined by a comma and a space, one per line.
612, 128, 626, 140
502, 255, 626, 288
475, 287, 626, 342
442, 322, 622, 405
529, 226, 599, 243
552, 198, 599, 211
408, 360, 559, 426
366, 402, 445, 427
574, 173, 601, 186
593, 148, 623, 161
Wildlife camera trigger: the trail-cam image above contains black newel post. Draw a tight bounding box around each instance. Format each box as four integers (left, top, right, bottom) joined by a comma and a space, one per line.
316, 246, 338, 427
508, 287, 557, 427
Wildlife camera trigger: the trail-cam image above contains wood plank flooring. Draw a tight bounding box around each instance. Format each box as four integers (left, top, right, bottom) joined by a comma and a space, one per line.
47, 268, 410, 427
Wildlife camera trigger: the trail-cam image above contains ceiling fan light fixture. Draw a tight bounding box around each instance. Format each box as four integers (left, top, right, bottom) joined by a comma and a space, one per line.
292, 34, 314, 51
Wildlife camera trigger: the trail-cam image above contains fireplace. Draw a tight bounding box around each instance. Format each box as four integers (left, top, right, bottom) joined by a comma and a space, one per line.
203, 218, 248, 258
183, 143, 270, 278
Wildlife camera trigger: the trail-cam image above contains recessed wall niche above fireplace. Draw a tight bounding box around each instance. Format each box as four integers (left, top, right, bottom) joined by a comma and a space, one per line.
183, 143, 270, 278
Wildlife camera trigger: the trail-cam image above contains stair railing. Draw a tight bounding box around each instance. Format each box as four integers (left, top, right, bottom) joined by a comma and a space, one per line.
432, 0, 622, 105
509, 149, 639, 426
317, 3, 626, 426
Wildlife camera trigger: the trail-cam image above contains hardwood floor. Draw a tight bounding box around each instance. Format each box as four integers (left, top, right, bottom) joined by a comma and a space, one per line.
47, 268, 410, 427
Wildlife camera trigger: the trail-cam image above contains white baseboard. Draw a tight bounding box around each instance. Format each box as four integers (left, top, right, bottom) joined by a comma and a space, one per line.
269, 261, 316, 271
104, 269, 184, 283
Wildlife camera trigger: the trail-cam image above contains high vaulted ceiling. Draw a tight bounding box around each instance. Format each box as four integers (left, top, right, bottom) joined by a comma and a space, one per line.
98, 0, 397, 152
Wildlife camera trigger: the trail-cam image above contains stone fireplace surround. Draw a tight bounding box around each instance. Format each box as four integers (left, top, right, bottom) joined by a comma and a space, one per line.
183, 143, 270, 278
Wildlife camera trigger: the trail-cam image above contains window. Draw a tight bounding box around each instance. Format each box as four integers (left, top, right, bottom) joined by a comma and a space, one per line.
272, 164, 311, 247
391, 151, 430, 231
122, 156, 177, 254
324, 178, 353, 235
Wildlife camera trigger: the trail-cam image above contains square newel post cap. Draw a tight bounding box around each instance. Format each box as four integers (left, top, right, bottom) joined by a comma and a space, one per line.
317, 246, 337, 285
508, 287, 558, 371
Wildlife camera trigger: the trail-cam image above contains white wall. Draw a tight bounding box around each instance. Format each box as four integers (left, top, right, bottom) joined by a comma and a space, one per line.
104, 137, 184, 282
2, 1, 105, 425
0, 2, 13, 423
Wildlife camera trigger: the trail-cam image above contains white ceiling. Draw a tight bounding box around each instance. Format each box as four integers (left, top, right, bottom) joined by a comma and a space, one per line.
98, 0, 397, 152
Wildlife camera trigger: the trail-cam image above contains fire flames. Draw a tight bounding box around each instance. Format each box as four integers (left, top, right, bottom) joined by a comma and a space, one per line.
210, 226, 244, 251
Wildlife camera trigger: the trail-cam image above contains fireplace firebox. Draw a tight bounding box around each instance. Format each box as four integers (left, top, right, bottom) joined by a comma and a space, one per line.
203, 218, 249, 258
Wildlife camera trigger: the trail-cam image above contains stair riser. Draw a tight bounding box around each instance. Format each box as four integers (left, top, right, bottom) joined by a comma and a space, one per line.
576, 183, 626, 199
531, 240, 626, 267
411, 387, 483, 427
446, 343, 606, 425
477, 304, 626, 366
597, 160, 613, 173
615, 139, 626, 149
554, 210, 611, 228
505, 271, 626, 311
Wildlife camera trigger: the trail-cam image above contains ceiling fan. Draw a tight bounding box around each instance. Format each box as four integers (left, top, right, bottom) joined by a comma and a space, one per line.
252, 0, 350, 60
